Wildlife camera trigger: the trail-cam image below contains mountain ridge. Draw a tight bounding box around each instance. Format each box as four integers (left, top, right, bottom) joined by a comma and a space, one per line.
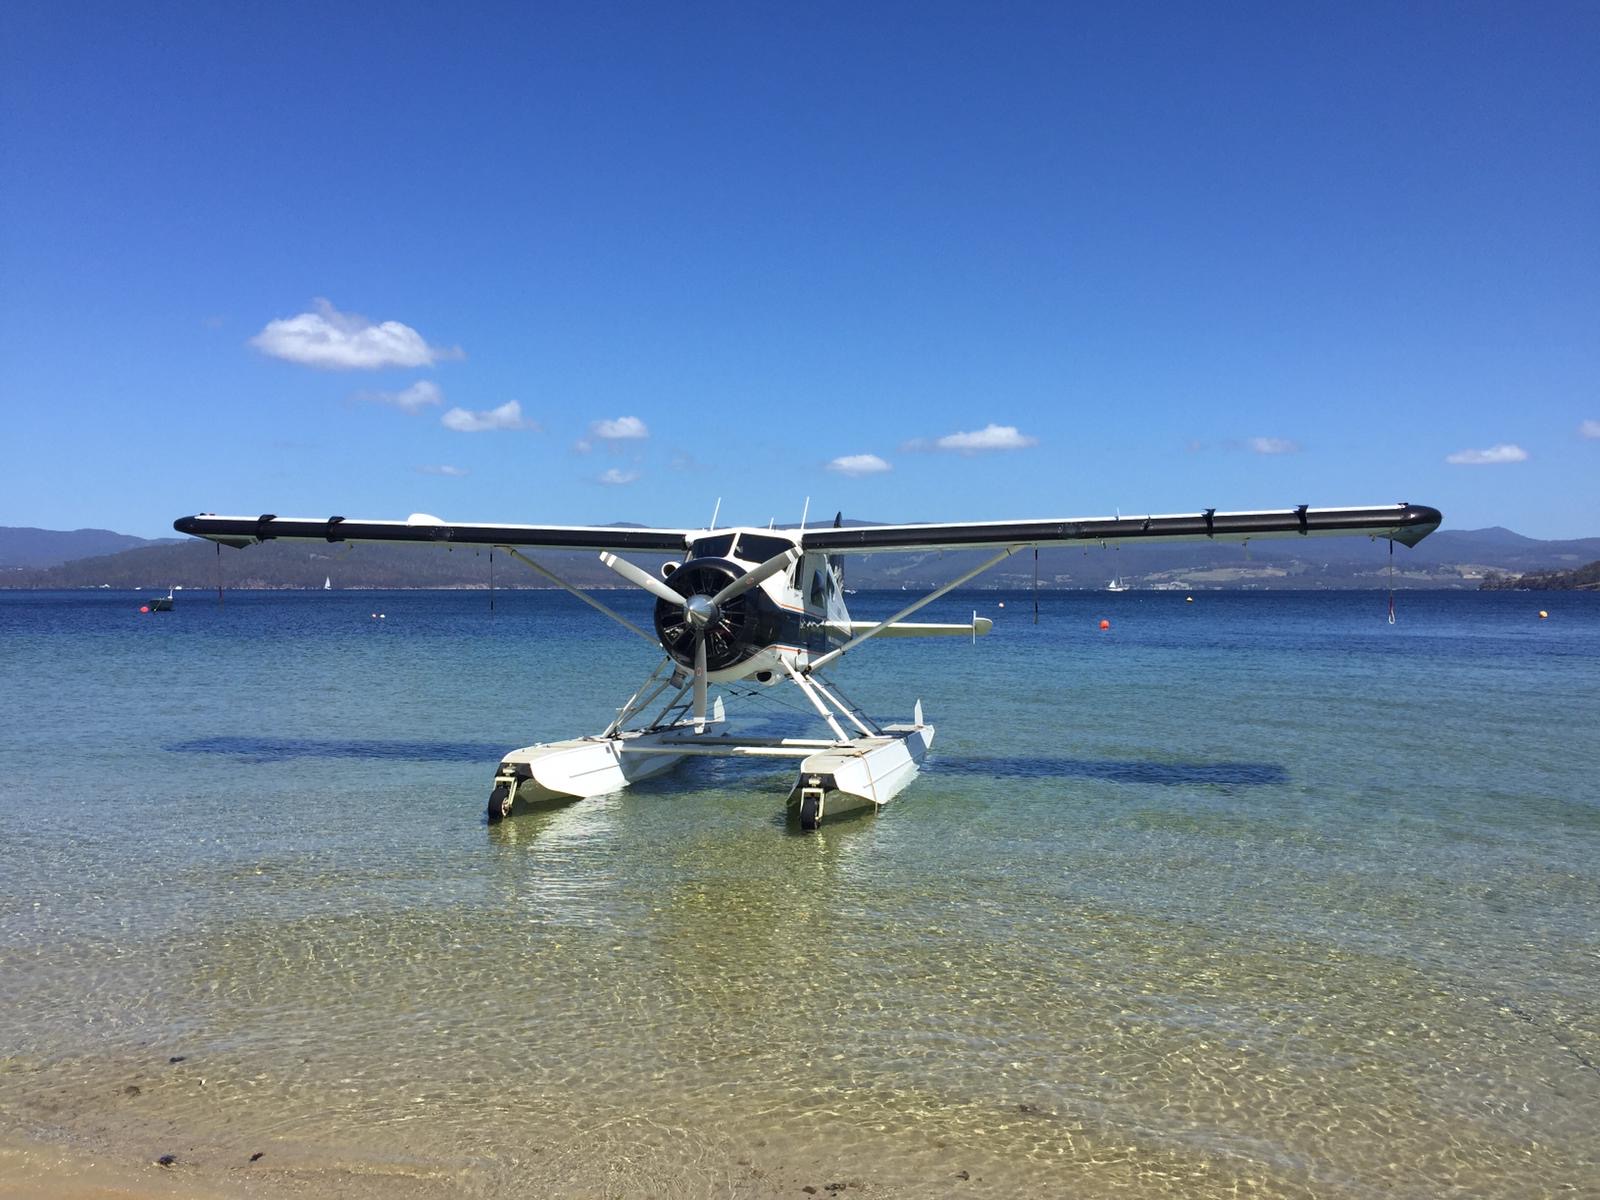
0, 526, 179, 568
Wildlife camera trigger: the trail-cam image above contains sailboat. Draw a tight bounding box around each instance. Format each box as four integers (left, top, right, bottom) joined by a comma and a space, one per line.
1106, 576, 1127, 592
324, 576, 332, 590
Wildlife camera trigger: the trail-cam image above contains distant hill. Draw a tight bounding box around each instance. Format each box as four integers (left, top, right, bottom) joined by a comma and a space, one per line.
831, 525, 1600, 591
0, 537, 637, 590
1479, 560, 1600, 591
4, 522, 1599, 591
0, 526, 177, 568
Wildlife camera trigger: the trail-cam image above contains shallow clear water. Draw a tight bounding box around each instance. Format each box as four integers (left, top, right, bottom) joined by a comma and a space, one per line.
1, 587, 1597, 1197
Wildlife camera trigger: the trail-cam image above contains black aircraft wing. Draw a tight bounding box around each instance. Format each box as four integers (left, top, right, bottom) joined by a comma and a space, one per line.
799, 503, 1442, 555
173, 513, 695, 554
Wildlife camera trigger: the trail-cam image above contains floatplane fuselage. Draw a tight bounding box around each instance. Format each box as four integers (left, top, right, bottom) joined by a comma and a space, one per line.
174, 502, 1442, 828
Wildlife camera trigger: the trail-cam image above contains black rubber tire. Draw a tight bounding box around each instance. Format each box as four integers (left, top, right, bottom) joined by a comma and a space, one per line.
798, 793, 821, 831
487, 782, 514, 824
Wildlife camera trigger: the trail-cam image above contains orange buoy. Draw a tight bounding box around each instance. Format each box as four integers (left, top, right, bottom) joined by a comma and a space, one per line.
139, 605, 150, 614
1099, 619, 1110, 630
1539, 610, 1549, 619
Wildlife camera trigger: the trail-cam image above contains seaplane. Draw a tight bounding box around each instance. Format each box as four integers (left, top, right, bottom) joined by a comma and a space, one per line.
173, 501, 1441, 828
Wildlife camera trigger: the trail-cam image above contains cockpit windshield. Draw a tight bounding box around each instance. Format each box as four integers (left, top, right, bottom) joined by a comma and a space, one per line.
686, 531, 798, 562
737, 533, 795, 563
688, 534, 737, 559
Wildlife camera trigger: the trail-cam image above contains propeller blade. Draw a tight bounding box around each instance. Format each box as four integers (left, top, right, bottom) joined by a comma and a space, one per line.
711, 548, 800, 608
692, 633, 708, 724
598, 552, 685, 607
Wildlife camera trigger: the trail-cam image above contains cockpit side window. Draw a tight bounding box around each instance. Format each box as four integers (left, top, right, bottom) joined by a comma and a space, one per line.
810, 569, 827, 607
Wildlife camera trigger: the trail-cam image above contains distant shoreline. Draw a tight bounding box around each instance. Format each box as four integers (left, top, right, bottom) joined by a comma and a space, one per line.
2, 583, 1580, 594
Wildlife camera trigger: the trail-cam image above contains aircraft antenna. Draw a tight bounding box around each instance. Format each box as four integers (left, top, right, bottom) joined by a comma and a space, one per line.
709, 498, 721, 531
799, 496, 810, 533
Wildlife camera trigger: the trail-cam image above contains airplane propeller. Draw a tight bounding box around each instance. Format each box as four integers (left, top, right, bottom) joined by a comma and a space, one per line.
599, 547, 800, 724
597, 552, 683, 606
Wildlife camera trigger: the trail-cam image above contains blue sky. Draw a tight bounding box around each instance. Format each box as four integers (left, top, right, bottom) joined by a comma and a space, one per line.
2, 2, 1595, 539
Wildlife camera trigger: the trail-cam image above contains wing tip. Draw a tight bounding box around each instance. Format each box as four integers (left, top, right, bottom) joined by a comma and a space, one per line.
1393, 504, 1443, 547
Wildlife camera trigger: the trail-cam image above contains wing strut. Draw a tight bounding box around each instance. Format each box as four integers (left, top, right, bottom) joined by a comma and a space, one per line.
496, 546, 659, 648
807, 545, 1019, 673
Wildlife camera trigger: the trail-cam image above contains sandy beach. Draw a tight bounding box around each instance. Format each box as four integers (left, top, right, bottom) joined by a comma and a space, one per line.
0, 1135, 514, 1200
0, 1125, 982, 1199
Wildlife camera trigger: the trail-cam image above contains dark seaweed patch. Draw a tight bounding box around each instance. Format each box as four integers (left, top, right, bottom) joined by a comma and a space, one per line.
165, 736, 509, 763
937, 756, 1289, 787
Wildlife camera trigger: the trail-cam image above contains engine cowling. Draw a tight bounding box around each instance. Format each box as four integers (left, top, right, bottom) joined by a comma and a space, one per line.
653, 558, 783, 672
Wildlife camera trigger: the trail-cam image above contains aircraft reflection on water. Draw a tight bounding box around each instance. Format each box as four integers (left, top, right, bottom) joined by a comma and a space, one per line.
169, 737, 1292, 799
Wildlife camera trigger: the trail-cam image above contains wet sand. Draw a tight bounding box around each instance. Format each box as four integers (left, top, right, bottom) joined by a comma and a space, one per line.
0, 1127, 956, 1199
1, 1136, 230, 1200
0, 1136, 522, 1200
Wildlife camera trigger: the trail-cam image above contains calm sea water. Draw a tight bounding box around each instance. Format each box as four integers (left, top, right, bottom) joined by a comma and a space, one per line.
1, 587, 1596, 1197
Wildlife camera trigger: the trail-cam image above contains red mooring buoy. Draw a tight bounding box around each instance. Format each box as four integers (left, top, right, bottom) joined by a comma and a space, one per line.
1099, 619, 1110, 631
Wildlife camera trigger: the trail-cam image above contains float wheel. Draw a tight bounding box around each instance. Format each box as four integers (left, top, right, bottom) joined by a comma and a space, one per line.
487, 782, 514, 823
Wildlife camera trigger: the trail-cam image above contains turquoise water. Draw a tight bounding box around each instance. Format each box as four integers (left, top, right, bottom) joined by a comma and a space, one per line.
1, 587, 1597, 1197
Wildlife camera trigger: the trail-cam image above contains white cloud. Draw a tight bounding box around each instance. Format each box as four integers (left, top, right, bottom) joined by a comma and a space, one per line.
598, 467, 639, 485
591, 416, 649, 440
441, 400, 539, 433
1580, 419, 1600, 439
417, 464, 468, 477
1445, 443, 1529, 465
573, 439, 593, 454
827, 453, 892, 477
1247, 436, 1301, 455
930, 424, 1038, 453
250, 298, 462, 370
363, 379, 443, 413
